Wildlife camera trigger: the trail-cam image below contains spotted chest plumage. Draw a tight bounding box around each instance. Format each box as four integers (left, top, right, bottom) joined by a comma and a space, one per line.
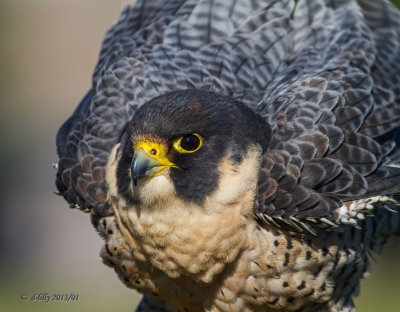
94, 204, 394, 312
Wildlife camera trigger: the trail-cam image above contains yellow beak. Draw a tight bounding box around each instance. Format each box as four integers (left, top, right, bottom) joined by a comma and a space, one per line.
130, 140, 176, 186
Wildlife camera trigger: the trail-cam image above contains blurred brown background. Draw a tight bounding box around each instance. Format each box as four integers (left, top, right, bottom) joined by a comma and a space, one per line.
0, 1, 399, 311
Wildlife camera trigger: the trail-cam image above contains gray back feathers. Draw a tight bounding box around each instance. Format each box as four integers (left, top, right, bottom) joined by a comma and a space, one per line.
56, 0, 400, 232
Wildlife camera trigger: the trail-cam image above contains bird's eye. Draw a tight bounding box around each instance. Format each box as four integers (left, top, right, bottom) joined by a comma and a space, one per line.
173, 133, 202, 153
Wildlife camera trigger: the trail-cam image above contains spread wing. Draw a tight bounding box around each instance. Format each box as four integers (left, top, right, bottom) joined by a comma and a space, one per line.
255, 0, 400, 231
55, 0, 296, 215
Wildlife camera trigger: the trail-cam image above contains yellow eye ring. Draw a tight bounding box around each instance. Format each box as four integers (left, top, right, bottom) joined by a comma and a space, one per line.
173, 133, 202, 153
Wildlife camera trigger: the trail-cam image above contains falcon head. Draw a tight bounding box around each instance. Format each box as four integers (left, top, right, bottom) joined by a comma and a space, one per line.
110, 90, 272, 208
105, 90, 273, 281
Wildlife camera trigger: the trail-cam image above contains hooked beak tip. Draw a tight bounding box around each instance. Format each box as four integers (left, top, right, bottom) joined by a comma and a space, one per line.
131, 150, 149, 186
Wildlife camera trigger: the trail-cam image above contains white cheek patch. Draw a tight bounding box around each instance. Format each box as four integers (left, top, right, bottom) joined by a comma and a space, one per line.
211, 145, 262, 206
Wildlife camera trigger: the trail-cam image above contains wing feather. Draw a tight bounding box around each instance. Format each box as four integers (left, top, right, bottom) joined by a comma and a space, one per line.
255, 0, 400, 230
56, 0, 400, 229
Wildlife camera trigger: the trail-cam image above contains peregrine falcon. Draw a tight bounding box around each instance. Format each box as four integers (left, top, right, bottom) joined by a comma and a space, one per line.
55, 0, 400, 311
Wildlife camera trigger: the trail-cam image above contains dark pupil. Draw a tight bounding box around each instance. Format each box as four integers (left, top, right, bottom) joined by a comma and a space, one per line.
181, 134, 200, 151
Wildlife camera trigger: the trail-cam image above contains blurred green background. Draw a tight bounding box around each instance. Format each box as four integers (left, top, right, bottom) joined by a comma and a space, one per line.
0, 1, 399, 311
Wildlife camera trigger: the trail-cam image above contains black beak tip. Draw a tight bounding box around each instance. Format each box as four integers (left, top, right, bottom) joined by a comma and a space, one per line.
131, 152, 150, 186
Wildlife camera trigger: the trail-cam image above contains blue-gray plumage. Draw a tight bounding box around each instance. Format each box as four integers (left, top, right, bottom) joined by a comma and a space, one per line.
56, 0, 400, 311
